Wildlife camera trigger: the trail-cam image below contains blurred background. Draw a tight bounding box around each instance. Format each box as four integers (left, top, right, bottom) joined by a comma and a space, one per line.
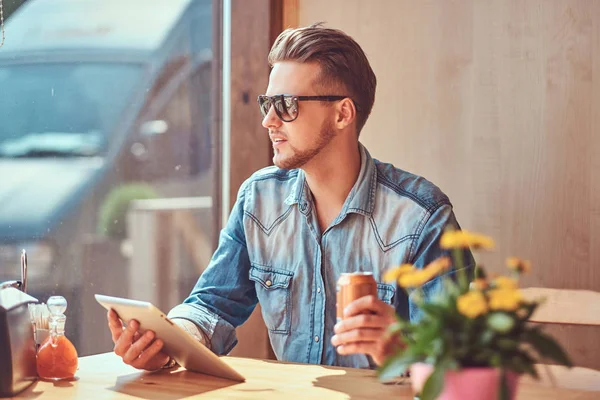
0, 0, 598, 370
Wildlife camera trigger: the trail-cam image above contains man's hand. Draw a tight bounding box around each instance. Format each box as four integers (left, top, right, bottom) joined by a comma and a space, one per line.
331, 295, 402, 366
107, 309, 170, 371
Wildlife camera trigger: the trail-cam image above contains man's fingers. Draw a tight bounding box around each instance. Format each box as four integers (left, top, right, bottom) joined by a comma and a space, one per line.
331, 328, 382, 347
130, 341, 168, 370
334, 313, 395, 334
336, 341, 379, 357
107, 309, 125, 343
122, 330, 155, 364
343, 295, 395, 319
335, 339, 390, 366
113, 320, 140, 356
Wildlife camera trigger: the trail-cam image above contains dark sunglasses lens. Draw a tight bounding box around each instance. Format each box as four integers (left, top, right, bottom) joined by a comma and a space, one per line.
258, 96, 298, 122
258, 97, 271, 117
275, 96, 298, 122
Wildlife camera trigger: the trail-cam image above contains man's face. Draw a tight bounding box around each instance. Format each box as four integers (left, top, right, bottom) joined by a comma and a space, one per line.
261, 61, 337, 170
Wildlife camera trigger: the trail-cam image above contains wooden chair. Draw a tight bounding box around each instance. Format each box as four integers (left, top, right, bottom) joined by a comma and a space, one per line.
521, 288, 600, 326
520, 288, 600, 392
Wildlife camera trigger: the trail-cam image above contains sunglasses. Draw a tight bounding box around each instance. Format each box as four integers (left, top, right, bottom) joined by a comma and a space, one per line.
257, 94, 350, 122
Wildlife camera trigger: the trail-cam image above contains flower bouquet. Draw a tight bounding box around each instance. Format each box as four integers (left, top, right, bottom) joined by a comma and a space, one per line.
378, 230, 572, 400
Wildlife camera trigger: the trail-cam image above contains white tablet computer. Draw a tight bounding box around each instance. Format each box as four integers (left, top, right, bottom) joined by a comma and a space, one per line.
95, 294, 245, 382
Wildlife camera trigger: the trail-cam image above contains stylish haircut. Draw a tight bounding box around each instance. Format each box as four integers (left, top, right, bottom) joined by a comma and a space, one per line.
268, 23, 377, 135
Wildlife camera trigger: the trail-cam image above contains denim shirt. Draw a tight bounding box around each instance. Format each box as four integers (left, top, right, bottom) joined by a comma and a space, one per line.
168, 144, 474, 369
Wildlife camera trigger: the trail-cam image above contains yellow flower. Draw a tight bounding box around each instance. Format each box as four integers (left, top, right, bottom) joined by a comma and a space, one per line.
398, 270, 431, 288
457, 291, 488, 318
383, 264, 416, 283
493, 276, 518, 290
424, 257, 452, 277
506, 257, 531, 274
488, 289, 523, 311
397, 257, 451, 288
440, 230, 495, 250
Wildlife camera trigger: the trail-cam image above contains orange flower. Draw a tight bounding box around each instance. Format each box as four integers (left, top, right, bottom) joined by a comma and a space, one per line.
506, 257, 531, 274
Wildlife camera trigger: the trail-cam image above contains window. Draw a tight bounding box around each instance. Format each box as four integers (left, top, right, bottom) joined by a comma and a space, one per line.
0, 0, 219, 355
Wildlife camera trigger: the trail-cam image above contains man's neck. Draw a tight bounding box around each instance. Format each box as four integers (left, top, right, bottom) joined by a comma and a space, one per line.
303, 142, 362, 231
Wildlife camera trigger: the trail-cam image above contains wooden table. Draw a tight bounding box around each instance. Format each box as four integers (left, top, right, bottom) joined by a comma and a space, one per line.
11, 353, 600, 399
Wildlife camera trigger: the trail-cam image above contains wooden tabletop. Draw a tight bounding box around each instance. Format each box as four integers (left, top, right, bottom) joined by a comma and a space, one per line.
11, 353, 600, 399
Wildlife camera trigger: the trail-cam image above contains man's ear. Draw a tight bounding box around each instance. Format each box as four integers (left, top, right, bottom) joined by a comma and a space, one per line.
335, 98, 357, 130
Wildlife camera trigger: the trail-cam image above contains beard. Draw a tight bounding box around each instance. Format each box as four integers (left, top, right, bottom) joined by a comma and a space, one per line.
273, 119, 336, 170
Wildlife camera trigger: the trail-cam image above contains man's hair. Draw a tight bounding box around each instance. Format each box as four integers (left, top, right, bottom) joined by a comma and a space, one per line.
268, 23, 377, 135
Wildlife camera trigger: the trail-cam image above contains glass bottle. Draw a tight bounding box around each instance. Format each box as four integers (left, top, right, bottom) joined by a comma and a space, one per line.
36, 296, 78, 380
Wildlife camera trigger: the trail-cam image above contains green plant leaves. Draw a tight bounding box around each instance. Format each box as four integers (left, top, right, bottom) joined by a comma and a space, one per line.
421, 358, 452, 400
377, 350, 419, 381
487, 312, 515, 333
499, 369, 509, 400
524, 330, 573, 367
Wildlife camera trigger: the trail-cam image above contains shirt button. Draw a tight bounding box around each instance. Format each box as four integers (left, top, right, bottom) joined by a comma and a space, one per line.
265, 280, 272, 287
317, 287, 321, 293
314, 336, 320, 342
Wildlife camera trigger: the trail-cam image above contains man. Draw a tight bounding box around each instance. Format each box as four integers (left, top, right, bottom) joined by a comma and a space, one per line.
107, 24, 473, 371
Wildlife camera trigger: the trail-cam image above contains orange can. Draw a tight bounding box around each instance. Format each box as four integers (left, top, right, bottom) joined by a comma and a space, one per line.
336, 272, 377, 322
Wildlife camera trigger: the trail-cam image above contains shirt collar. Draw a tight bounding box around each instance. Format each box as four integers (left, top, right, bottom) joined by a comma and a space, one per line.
284, 143, 378, 217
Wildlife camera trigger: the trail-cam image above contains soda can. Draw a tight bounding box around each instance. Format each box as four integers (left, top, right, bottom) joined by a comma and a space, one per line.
336, 272, 377, 322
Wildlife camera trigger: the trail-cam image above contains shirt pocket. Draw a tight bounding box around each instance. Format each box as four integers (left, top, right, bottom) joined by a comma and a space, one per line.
249, 265, 293, 334
377, 283, 396, 305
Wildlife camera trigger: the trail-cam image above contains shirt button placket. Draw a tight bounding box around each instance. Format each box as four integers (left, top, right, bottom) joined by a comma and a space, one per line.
310, 245, 326, 364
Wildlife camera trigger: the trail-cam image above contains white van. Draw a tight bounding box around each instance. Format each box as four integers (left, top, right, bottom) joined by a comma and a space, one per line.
0, 0, 215, 350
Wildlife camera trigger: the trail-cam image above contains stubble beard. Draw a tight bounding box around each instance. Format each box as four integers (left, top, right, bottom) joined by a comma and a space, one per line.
273, 120, 336, 170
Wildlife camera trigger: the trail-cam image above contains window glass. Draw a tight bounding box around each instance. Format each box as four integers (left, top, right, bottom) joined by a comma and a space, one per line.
0, 0, 218, 356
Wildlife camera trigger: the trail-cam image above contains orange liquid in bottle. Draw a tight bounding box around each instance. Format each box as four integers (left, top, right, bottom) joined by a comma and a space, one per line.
37, 335, 78, 380
36, 296, 78, 380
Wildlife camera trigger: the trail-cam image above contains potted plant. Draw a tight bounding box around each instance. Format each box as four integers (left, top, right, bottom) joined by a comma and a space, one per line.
379, 229, 572, 400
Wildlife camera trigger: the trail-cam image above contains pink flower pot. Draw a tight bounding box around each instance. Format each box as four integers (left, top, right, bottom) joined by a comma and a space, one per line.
410, 363, 520, 400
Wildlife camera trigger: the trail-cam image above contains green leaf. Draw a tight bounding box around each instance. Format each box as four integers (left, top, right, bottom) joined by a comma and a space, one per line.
517, 303, 537, 322
490, 353, 502, 367
517, 358, 538, 378
421, 364, 446, 400
525, 331, 573, 367
377, 351, 419, 381
479, 330, 495, 346
504, 352, 537, 377
471, 348, 495, 364
474, 264, 487, 280
420, 302, 447, 318
487, 313, 515, 333
499, 369, 509, 400
496, 338, 518, 351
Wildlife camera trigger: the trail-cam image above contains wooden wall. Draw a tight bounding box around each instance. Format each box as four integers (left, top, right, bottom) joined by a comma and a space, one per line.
298, 0, 600, 368
227, 0, 276, 360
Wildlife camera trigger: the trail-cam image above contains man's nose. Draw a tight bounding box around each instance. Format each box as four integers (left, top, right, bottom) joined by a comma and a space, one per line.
262, 104, 282, 129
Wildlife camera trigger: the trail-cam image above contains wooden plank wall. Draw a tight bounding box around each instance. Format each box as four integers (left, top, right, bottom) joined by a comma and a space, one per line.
227, 0, 276, 360
297, 0, 600, 369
